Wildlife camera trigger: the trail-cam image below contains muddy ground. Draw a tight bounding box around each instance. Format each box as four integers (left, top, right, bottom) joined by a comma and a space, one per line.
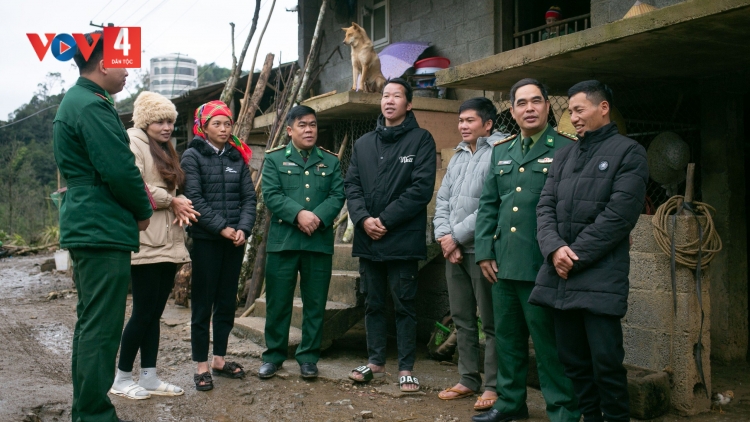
1, 254, 749, 422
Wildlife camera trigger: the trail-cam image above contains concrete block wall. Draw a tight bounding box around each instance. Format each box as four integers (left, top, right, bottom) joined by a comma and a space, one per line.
591, 0, 689, 26
313, 0, 493, 101
627, 214, 712, 415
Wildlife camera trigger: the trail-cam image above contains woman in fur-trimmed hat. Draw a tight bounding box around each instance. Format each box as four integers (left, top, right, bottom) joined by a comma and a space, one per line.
110, 91, 199, 400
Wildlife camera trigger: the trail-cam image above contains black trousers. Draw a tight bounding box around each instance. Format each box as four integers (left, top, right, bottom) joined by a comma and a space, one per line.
359, 258, 418, 372
554, 309, 630, 422
190, 238, 244, 362
118, 262, 177, 372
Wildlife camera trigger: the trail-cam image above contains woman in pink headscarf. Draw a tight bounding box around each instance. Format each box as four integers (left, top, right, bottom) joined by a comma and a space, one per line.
180, 100, 256, 391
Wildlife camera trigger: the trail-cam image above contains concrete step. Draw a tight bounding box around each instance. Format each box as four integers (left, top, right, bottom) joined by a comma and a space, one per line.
252, 298, 363, 336
232, 316, 320, 357
293, 270, 360, 306
332, 244, 358, 271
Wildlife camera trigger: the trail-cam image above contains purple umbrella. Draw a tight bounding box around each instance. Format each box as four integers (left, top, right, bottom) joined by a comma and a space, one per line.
378, 41, 431, 80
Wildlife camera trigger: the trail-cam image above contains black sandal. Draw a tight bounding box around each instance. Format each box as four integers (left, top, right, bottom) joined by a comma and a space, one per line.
194, 372, 214, 391
212, 361, 245, 379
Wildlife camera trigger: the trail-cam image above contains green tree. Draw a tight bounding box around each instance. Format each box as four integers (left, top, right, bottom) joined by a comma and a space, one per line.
198, 63, 232, 86
115, 69, 150, 113
0, 72, 64, 242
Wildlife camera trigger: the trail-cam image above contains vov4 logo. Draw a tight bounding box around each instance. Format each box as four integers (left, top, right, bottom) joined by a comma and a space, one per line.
27, 27, 141, 68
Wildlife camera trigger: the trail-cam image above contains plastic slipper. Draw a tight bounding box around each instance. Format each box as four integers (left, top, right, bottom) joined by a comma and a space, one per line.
399, 375, 420, 392
145, 381, 184, 396
348, 365, 385, 382
474, 396, 497, 410
438, 387, 475, 400
109, 382, 151, 400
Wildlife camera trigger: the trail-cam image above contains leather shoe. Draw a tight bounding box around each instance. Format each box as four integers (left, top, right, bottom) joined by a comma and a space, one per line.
258, 362, 280, 379
471, 408, 529, 422
300, 362, 318, 378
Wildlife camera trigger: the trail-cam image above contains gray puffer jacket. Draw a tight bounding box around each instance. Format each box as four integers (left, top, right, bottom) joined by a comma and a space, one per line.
433, 132, 508, 253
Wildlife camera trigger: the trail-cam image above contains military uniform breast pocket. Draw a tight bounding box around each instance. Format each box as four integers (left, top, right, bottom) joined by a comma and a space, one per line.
280, 166, 301, 190
314, 166, 332, 192
530, 164, 550, 193
494, 164, 513, 194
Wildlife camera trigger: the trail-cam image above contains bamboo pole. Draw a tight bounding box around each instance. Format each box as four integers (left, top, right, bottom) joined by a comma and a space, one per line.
296, 0, 328, 104
235, 53, 275, 142
220, 0, 262, 105
236, 0, 277, 128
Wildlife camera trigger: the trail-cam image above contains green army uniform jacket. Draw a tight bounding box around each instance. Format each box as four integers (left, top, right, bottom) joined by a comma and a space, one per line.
53, 77, 153, 252
262, 143, 346, 255
475, 124, 575, 281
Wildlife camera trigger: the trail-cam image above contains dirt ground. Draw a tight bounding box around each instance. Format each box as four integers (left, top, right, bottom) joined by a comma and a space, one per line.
1, 254, 749, 422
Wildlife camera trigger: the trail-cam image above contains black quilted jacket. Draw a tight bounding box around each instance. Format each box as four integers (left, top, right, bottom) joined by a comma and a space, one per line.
181, 136, 256, 240
345, 111, 437, 261
529, 123, 648, 317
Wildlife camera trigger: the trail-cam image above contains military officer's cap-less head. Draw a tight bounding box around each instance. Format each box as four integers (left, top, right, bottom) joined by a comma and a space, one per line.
73, 30, 128, 95
286, 105, 318, 150
567, 80, 613, 137
509, 78, 551, 139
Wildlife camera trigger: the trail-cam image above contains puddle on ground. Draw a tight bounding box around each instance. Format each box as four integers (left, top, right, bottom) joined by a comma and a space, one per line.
33, 322, 72, 355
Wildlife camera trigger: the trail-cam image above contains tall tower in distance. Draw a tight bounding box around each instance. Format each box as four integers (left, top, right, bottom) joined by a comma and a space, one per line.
149, 53, 198, 98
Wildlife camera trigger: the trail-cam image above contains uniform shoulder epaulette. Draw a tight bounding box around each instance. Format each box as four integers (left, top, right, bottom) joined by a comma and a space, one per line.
557, 130, 578, 141
265, 144, 286, 154
493, 134, 516, 147
318, 146, 338, 157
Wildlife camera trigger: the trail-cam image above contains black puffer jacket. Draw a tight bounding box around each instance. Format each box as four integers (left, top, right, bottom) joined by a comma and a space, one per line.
345, 111, 437, 261
529, 123, 648, 317
181, 136, 257, 240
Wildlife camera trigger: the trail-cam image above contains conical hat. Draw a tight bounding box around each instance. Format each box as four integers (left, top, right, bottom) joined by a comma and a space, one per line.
623, 1, 658, 19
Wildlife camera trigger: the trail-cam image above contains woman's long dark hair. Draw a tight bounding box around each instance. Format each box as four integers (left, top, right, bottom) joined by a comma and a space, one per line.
148, 137, 184, 191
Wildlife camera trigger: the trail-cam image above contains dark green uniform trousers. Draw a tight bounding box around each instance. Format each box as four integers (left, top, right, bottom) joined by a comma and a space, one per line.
262, 251, 332, 366
493, 279, 580, 422
70, 248, 130, 422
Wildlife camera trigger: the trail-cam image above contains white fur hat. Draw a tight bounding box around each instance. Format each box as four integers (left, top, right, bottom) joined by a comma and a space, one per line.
132, 91, 178, 129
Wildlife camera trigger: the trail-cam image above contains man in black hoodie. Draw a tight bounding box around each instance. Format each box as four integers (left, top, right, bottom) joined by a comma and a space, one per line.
530, 81, 648, 422
345, 78, 437, 392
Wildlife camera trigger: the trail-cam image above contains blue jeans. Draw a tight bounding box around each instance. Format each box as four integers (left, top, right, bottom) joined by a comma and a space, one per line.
359, 258, 418, 371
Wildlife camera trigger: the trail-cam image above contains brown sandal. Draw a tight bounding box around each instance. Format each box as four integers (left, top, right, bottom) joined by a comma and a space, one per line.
474, 396, 497, 411
438, 387, 475, 400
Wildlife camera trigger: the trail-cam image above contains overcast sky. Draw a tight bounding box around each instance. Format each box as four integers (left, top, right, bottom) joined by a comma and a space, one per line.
1, 0, 299, 119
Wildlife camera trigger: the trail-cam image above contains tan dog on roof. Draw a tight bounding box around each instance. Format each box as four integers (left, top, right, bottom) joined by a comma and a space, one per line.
342, 22, 386, 93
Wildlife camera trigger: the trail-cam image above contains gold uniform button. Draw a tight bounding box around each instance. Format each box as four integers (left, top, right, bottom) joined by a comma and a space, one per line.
511, 227, 517, 232
519, 167, 525, 173
516, 187, 522, 192
499, 170, 504, 174
543, 168, 548, 173
513, 207, 518, 212
305, 197, 310, 202
278, 219, 282, 223
287, 170, 291, 174
305, 171, 309, 175
322, 172, 326, 176
493, 235, 497, 240
305, 184, 310, 188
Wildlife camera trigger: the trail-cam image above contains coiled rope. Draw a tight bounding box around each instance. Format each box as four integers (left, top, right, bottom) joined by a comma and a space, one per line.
651, 195, 722, 399
652, 196, 722, 269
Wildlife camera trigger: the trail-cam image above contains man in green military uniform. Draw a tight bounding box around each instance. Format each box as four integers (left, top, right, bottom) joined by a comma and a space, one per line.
259, 105, 346, 379
53, 32, 153, 422
472, 79, 579, 422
